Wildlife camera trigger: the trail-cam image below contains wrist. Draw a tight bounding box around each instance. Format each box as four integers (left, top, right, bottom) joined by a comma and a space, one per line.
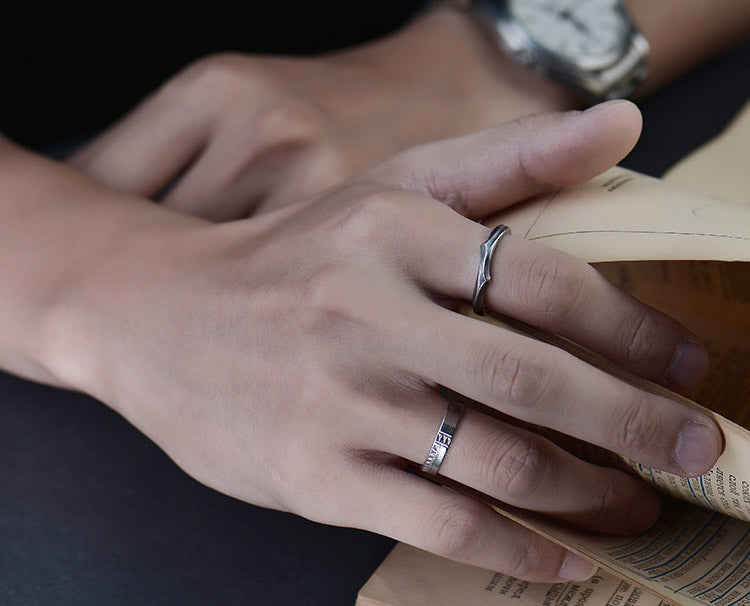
341, 5, 578, 146
416, 6, 580, 119
47, 205, 209, 405
0, 142, 208, 401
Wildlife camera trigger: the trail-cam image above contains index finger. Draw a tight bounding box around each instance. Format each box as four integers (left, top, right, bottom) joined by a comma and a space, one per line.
375, 100, 642, 219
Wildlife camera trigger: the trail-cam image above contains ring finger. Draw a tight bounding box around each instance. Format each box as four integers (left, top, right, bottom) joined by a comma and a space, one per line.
375, 392, 660, 536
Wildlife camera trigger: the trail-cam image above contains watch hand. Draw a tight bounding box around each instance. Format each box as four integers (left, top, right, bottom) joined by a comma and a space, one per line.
569, 15, 591, 36
561, 0, 590, 21
556, 0, 593, 38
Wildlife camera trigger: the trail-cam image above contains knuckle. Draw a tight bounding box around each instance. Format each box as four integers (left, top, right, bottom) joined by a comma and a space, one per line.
618, 306, 666, 367
587, 477, 626, 529
253, 102, 327, 146
509, 114, 578, 190
512, 248, 590, 321
297, 144, 356, 199
335, 189, 409, 249
503, 535, 553, 580
427, 499, 486, 561
510, 118, 553, 191
267, 444, 318, 510
615, 394, 660, 454
172, 52, 250, 102
474, 344, 551, 411
385, 146, 473, 215
476, 431, 549, 501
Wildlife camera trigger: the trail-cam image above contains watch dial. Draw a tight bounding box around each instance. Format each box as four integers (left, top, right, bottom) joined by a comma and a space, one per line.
509, 0, 628, 62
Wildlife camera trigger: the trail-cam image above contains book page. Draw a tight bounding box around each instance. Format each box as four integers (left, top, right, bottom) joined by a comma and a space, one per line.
491, 498, 750, 606
490, 167, 750, 264
358, 543, 669, 606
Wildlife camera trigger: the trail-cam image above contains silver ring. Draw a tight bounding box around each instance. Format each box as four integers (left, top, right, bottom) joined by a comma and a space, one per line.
472, 224, 511, 316
421, 402, 463, 475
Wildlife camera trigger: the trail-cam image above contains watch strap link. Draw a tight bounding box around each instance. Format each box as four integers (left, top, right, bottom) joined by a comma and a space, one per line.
575, 32, 649, 101
466, 0, 650, 103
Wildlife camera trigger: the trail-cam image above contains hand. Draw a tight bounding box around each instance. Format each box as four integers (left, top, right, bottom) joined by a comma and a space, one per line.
56, 103, 719, 582
67, 7, 576, 221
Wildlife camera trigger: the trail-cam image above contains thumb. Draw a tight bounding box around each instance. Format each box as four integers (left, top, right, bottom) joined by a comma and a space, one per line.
373, 100, 642, 219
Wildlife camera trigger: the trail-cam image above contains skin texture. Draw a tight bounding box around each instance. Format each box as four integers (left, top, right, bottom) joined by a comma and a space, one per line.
68, 3, 750, 220
4, 0, 748, 583
0, 104, 723, 581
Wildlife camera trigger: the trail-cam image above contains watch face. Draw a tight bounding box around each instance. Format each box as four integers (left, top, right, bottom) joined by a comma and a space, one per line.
508, 0, 629, 64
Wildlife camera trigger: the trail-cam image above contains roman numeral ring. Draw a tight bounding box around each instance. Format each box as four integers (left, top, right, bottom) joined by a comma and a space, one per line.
421, 402, 464, 475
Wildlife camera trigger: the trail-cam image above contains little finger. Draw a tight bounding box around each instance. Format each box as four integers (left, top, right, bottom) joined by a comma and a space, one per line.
339, 463, 597, 582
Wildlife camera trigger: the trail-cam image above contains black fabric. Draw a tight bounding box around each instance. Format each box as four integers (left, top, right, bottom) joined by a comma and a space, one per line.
622, 40, 750, 176
1, 0, 423, 148
0, 3, 748, 604
0, 372, 395, 605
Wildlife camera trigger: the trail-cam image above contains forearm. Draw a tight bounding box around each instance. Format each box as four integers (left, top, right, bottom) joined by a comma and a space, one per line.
0, 136, 203, 390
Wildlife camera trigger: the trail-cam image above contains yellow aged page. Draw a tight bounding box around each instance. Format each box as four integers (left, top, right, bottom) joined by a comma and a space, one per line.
492, 167, 750, 263
491, 499, 750, 606
358, 543, 669, 606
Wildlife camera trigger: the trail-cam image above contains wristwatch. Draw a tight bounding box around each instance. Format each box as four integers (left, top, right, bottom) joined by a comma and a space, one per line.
469, 0, 649, 102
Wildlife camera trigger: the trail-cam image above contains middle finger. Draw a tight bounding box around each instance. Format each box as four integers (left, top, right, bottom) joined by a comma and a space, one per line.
383, 196, 708, 392
397, 299, 721, 479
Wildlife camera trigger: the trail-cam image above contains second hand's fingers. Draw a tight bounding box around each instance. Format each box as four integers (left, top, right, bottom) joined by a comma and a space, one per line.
159, 125, 310, 221
339, 463, 597, 583
68, 90, 209, 198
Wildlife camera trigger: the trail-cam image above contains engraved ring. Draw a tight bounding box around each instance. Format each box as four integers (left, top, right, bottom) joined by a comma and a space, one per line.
421, 402, 463, 475
472, 224, 511, 316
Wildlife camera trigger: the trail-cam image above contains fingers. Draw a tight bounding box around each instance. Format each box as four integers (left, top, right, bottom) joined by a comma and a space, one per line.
361, 193, 708, 392
68, 90, 209, 198
396, 300, 720, 478
158, 130, 308, 221
68, 86, 323, 221
375, 100, 642, 218
343, 463, 596, 582
465, 234, 710, 390
378, 400, 661, 535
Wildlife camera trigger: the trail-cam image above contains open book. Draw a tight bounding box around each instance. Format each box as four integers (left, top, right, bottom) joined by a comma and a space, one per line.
357, 103, 750, 606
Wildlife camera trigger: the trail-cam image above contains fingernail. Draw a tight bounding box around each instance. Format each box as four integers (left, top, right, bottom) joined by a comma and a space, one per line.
665, 339, 710, 391
627, 487, 661, 533
559, 552, 597, 581
674, 422, 721, 477
583, 99, 632, 114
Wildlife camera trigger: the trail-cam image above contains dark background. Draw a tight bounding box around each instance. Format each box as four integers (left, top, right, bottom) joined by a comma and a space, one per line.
1, 0, 422, 148
0, 2, 748, 604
